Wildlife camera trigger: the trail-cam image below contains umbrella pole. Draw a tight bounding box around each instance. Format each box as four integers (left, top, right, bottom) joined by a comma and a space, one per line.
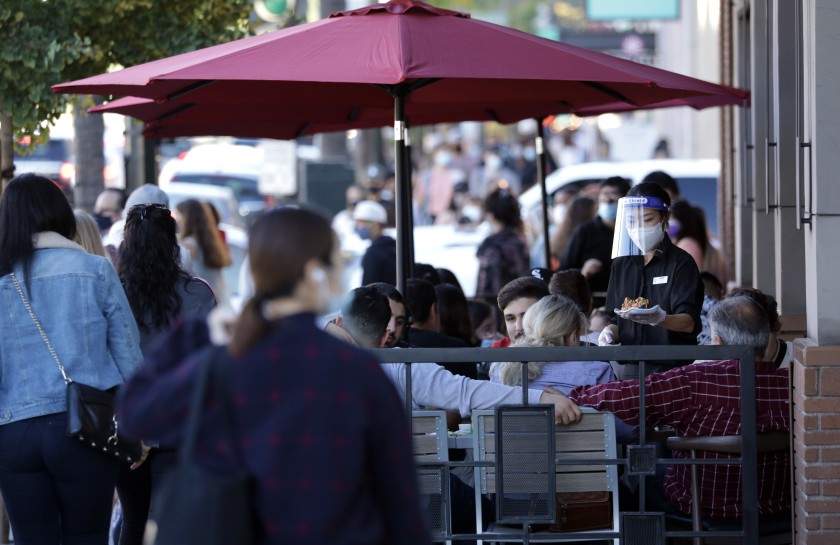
393, 89, 413, 297
535, 118, 552, 269
403, 123, 416, 271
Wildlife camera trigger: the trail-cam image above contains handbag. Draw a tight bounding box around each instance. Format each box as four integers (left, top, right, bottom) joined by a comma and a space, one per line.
531, 491, 613, 533
148, 346, 258, 545
11, 273, 143, 463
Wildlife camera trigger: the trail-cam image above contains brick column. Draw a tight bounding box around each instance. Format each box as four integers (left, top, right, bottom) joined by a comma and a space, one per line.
792, 340, 840, 543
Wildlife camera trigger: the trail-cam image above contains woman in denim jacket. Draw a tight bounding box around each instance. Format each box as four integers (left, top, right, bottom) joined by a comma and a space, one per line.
0, 174, 142, 544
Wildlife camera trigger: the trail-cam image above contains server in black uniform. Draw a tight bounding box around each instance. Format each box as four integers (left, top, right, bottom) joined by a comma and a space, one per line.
598, 182, 703, 376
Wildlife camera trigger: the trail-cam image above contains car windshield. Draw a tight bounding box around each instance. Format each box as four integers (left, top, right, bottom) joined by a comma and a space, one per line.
170, 174, 262, 201
14, 140, 69, 161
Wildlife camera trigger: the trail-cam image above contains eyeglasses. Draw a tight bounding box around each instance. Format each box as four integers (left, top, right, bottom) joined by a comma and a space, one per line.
129, 203, 169, 220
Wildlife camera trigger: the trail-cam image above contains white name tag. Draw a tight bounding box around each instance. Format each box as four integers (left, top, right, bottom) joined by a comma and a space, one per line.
653, 276, 668, 285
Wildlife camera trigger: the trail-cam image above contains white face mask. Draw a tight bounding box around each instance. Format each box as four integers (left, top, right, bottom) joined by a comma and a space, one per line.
485, 155, 502, 171
434, 151, 452, 168
552, 203, 568, 225
461, 204, 482, 223
628, 224, 665, 253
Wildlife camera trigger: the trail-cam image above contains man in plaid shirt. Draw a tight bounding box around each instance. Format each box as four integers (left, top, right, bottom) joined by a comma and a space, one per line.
568, 296, 790, 519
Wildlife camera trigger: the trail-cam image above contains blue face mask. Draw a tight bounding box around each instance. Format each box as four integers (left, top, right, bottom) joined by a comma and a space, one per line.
355, 226, 371, 240
598, 202, 618, 222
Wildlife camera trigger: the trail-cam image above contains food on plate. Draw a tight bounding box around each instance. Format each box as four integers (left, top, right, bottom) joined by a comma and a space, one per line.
621, 296, 650, 311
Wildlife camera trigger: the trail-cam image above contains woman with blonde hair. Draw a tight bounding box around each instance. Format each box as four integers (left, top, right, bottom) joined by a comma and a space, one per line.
73, 209, 107, 257
490, 294, 614, 393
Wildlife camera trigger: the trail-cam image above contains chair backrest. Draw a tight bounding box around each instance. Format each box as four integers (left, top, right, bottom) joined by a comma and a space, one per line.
473, 407, 619, 495
666, 432, 790, 455
412, 410, 450, 541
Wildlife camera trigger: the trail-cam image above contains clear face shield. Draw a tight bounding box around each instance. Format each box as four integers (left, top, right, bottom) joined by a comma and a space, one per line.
611, 196, 670, 259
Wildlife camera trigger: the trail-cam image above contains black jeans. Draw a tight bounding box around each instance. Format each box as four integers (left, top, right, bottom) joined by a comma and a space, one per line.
115, 458, 151, 545
0, 412, 119, 545
113, 447, 178, 545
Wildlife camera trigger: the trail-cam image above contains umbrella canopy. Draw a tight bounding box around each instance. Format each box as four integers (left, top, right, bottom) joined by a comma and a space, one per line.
55, 1, 746, 113
56, 0, 748, 294
90, 90, 748, 140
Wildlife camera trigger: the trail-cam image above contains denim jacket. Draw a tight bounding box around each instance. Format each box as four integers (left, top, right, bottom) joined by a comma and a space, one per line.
0, 232, 142, 424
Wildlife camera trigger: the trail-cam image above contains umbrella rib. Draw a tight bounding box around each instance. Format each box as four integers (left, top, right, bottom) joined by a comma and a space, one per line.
165, 80, 217, 102
295, 123, 311, 138
155, 103, 196, 123
581, 81, 639, 106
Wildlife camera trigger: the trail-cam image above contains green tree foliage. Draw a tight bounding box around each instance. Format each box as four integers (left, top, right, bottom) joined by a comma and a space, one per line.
0, 2, 86, 141
1, 0, 252, 144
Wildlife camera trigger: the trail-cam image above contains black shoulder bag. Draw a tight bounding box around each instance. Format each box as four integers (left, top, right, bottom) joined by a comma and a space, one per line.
12, 272, 142, 463
148, 346, 258, 545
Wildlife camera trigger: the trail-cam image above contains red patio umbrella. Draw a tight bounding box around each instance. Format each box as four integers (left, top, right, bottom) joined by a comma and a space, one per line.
56, 0, 748, 293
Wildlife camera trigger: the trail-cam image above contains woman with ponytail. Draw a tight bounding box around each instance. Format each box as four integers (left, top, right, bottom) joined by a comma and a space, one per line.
490, 294, 615, 394
117, 207, 431, 545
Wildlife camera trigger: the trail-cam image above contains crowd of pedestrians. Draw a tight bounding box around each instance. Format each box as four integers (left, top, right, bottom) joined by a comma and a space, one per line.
0, 164, 791, 544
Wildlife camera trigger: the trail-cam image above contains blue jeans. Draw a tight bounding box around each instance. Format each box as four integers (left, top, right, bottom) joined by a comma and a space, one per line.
0, 412, 119, 545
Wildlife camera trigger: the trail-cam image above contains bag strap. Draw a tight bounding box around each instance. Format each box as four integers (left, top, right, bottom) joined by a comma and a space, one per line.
212, 347, 248, 470
179, 347, 215, 464
178, 346, 245, 470
10, 272, 71, 384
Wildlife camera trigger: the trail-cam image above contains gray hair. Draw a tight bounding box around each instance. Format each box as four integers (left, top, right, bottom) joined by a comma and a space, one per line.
708, 296, 770, 359
492, 294, 584, 386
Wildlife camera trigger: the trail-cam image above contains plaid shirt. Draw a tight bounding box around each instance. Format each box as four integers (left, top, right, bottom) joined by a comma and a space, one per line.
569, 359, 790, 519
119, 315, 431, 545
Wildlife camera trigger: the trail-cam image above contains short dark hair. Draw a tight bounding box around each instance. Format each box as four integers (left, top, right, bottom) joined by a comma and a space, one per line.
496, 276, 549, 312
600, 176, 631, 197
548, 269, 593, 314
627, 181, 672, 209
727, 287, 781, 333
405, 278, 437, 324
340, 286, 392, 348
700, 271, 723, 299
641, 170, 680, 197
483, 186, 521, 229
102, 187, 128, 210
708, 296, 770, 358
412, 263, 440, 285
367, 282, 404, 305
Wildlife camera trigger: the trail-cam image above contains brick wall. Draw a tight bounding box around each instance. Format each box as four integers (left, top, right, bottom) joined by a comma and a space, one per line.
792, 339, 840, 544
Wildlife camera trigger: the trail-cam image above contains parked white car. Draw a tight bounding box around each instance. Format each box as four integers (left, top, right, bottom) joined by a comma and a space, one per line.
160, 144, 271, 227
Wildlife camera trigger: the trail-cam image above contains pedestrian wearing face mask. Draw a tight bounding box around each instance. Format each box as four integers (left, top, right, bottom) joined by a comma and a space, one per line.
561, 176, 631, 307
353, 200, 396, 286
598, 182, 703, 377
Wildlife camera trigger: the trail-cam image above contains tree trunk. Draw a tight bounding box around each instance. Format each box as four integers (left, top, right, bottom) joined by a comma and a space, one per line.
0, 105, 13, 194
73, 99, 105, 211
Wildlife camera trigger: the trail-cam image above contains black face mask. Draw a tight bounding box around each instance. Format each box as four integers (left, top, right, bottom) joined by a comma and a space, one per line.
92, 212, 113, 233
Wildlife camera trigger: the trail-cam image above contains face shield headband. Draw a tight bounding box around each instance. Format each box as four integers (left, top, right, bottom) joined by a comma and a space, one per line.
622, 195, 669, 212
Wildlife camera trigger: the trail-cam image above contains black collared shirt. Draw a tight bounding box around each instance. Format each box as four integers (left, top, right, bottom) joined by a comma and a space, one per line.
605, 236, 703, 349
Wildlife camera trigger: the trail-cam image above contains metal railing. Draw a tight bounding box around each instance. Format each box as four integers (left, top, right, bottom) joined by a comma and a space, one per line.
370, 344, 783, 545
